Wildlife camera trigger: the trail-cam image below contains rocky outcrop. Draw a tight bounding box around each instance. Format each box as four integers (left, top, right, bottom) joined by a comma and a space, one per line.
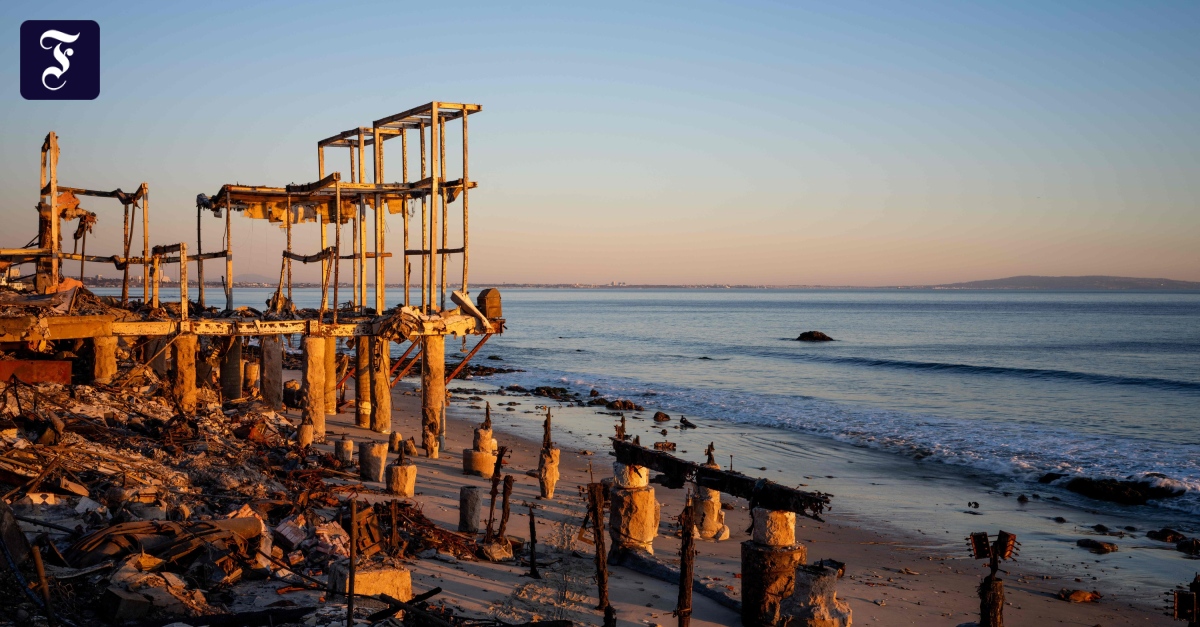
606, 399, 645, 411
1064, 476, 1184, 505
1147, 528, 1186, 543
795, 331, 834, 342
1076, 538, 1118, 554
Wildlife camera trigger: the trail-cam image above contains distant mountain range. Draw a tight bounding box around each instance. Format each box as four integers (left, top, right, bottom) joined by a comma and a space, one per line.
931, 275, 1200, 290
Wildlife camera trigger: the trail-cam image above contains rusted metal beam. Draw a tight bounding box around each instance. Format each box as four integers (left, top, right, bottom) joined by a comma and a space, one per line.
445, 333, 493, 384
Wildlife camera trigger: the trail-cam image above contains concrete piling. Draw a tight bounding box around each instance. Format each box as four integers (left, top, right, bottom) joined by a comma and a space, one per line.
386, 462, 417, 497
781, 564, 852, 627
463, 422, 498, 477
171, 333, 197, 416
608, 463, 658, 560
335, 437, 354, 465
459, 486, 482, 533
302, 336, 326, 441
93, 335, 117, 384
538, 448, 560, 500
741, 508, 807, 627
323, 335, 337, 415
355, 336, 372, 428
261, 334, 283, 410
389, 431, 403, 453
243, 360, 260, 397
359, 441, 388, 483
370, 338, 391, 434
420, 335, 444, 457
696, 461, 730, 541
220, 339, 243, 401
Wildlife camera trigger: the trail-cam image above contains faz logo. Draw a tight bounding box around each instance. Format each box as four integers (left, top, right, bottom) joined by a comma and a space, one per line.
20, 20, 100, 100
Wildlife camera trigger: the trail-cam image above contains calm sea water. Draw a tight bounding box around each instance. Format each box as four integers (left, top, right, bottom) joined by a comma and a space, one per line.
477, 289, 1200, 509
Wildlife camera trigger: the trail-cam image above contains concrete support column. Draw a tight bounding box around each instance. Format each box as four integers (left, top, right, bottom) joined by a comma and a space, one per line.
458, 486, 482, 534
355, 336, 372, 428
148, 338, 168, 378
781, 564, 852, 627
323, 336, 337, 415
302, 336, 326, 441
386, 462, 417, 497
420, 335, 444, 458
696, 462, 730, 541
462, 425, 497, 477
608, 463, 658, 561
741, 508, 807, 627
370, 338, 391, 434
538, 448, 561, 500
220, 339, 243, 401
244, 361, 260, 397
93, 336, 118, 385
261, 334, 283, 411
360, 441, 388, 482
172, 334, 197, 415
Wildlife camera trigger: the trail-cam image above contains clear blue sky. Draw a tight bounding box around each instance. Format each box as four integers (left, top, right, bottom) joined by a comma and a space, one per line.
2, 0, 1197, 285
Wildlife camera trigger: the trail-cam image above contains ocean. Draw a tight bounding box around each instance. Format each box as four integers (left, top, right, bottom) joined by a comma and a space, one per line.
93, 285, 1200, 591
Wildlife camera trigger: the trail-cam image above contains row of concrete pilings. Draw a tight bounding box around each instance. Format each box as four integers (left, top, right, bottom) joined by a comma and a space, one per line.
92, 333, 448, 453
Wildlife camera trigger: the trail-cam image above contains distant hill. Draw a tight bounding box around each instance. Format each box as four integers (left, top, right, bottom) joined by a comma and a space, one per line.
933, 275, 1200, 290
234, 273, 274, 284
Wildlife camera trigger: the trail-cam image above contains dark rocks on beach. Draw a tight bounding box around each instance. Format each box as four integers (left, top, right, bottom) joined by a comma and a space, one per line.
680, 416, 697, 429
795, 331, 835, 342
653, 411, 671, 423
1177, 539, 1200, 556
589, 389, 600, 397
1038, 472, 1067, 484
1052, 517, 1067, 523
506, 385, 529, 393
486, 355, 504, 360
1016, 494, 1029, 503
1092, 524, 1109, 533
531, 386, 572, 401
1146, 528, 1187, 543
1064, 476, 1185, 506
1057, 589, 1102, 603
606, 399, 644, 412
587, 398, 608, 406
1076, 538, 1118, 554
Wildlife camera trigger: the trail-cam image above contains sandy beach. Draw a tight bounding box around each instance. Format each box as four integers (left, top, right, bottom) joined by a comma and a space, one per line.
299, 372, 1174, 626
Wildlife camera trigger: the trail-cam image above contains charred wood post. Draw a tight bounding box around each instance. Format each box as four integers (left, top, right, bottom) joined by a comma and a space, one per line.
527, 504, 541, 580
355, 336, 372, 428
538, 408, 560, 500
302, 335, 326, 442
587, 482, 612, 612
484, 448, 507, 542
371, 338, 391, 434
675, 497, 696, 627
421, 334, 445, 456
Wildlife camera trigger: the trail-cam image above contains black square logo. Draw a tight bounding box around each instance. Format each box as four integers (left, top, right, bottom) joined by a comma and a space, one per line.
20, 20, 100, 101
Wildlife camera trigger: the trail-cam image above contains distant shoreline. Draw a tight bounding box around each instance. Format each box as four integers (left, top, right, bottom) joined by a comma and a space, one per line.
73, 274, 1200, 291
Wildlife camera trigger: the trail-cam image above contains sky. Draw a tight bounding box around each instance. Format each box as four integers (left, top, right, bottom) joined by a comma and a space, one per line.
1, 0, 1197, 286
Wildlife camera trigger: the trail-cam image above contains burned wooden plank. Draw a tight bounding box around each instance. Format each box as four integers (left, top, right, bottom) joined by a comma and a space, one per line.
610, 438, 831, 520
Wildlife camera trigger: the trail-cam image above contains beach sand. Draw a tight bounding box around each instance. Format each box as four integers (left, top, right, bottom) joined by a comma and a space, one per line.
299, 374, 1172, 626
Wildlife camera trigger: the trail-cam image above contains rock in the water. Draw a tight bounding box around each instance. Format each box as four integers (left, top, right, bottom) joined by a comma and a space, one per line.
1056, 589, 1101, 603
652, 411, 670, 422
679, 416, 697, 428
1065, 477, 1184, 505
1038, 472, 1067, 484
606, 399, 645, 411
795, 331, 834, 342
1076, 538, 1118, 554
1147, 528, 1186, 543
